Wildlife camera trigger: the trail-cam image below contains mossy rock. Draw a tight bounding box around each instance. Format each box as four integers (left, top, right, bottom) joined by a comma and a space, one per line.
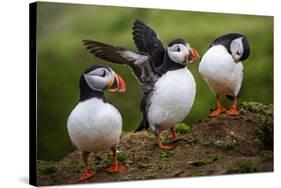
234, 160, 257, 173
175, 123, 191, 134
240, 101, 272, 114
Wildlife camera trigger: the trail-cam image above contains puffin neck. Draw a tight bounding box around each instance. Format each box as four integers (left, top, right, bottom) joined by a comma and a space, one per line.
80, 89, 105, 102
156, 52, 186, 76
79, 75, 106, 102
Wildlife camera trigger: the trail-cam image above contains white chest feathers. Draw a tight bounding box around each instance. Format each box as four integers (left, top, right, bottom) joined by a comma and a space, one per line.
148, 68, 196, 131
67, 98, 122, 152
199, 45, 244, 96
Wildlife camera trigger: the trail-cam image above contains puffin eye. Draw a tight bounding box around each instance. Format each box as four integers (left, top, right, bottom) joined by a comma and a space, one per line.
236, 51, 241, 56
101, 70, 106, 77
176, 47, 180, 52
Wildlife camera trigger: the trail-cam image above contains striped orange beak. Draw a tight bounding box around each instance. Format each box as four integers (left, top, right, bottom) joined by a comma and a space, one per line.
185, 47, 200, 64
108, 71, 126, 92
191, 48, 200, 61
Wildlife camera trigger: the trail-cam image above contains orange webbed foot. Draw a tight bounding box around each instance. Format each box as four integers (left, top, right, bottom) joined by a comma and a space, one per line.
170, 127, 178, 141
209, 106, 226, 117
155, 133, 176, 149
106, 164, 126, 173
226, 107, 239, 116
159, 144, 176, 150
79, 169, 96, 181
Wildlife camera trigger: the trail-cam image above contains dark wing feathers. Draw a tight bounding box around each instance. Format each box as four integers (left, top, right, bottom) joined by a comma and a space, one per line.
82, 40, 158, 94
83, 40, 134, 65
132, 19, 165, 67
83, 40, 143, 82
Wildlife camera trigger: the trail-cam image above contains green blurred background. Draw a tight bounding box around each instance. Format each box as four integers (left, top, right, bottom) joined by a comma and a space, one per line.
36, 2, 273, 160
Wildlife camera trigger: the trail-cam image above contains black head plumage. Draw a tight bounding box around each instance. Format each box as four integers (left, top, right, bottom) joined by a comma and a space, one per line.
83, 64, 111, 74
168, 38, 187, 47
210, 33, 250, 61
79, 64, 109, 102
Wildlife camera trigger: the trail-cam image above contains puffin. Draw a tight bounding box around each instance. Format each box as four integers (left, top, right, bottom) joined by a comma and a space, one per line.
67, 64, 126, 181
82, 19, 200, 149
199, 33, 250, 116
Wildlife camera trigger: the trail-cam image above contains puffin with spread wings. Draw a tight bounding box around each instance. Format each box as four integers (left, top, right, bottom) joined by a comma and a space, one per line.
83, 19, 200, 149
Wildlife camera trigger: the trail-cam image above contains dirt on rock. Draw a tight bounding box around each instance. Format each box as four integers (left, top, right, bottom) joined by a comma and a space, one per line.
37, 102, 273, 186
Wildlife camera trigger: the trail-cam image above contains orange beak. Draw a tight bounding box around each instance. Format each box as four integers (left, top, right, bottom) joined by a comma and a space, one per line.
185, 47, 200, 64
191, 48, 200, 60
108, 71, 126, 92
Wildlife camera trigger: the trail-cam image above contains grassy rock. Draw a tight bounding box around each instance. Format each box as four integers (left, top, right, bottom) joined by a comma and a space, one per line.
37, 102, 273, 186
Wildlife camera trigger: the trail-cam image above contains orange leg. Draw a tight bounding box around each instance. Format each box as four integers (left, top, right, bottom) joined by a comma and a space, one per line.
226, 96, 239, 116
170, 127, 178, 141
80, 152, 96, 181
155, 133, 176, 149
210, 94, 226, 117
106, 148, 126, 173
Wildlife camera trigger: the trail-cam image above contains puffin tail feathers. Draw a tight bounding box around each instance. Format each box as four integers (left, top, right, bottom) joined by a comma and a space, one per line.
225, 95, 234, 101
134, 119, 145, 132
134, 119, 149, 132
225, 94, 240, 101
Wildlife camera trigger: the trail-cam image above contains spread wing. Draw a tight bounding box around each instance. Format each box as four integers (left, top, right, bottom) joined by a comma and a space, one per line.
132, 19, 165, 68
82, 40, 159, 95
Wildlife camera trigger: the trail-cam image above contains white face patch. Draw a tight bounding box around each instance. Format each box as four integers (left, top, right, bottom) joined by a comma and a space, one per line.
167, 43, 189, 64
84, 68, 114, 91
230, 37, 244, 62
